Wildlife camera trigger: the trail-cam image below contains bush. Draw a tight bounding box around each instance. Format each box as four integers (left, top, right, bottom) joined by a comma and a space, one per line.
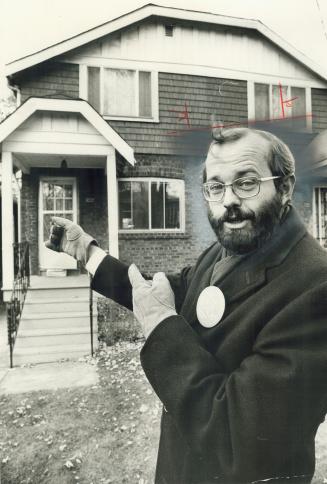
97, 297, 143, 345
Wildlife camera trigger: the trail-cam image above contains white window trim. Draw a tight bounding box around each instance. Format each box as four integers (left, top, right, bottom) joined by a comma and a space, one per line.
118, 177, 185, 233
80, 65, 159, 122
248, 80, 312, 131
312, 185, 327, 245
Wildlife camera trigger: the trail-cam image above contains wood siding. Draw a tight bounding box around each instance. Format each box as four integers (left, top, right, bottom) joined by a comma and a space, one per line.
63, 18, 322, 84
109, 72, 248, 155
15, 62, 79, 103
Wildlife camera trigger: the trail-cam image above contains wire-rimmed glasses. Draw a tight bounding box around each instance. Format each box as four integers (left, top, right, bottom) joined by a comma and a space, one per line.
203, 176, 282, 202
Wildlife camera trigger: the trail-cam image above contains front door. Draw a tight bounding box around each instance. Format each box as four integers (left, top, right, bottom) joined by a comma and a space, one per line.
39, 177, 78, 270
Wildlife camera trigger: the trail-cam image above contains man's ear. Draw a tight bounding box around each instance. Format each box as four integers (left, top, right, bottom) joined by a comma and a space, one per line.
279, 174, 296, 205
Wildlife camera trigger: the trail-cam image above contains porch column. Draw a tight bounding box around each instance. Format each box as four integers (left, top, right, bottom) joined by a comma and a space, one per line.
2, 151, 15, 297
106, 148, 119, 258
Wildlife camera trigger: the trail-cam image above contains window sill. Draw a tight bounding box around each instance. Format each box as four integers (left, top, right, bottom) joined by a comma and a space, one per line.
103, 115, 159, 123
119, 231, 190, 240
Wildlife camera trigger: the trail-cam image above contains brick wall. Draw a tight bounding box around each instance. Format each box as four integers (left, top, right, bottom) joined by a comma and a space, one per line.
312, 88, 327, 133
118, 154, 215, 275
14, 62, 79, 103
20, 168, 107, 274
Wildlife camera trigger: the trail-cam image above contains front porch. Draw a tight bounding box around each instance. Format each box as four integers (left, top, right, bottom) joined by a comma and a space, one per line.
11, 274, 97, 366
0, 97, 135, 300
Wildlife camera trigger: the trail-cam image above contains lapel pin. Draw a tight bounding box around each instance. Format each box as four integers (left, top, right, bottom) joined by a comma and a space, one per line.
196, 286, 226, 328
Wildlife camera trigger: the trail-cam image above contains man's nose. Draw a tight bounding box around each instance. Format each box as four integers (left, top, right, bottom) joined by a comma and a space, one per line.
223, 185, 241, 208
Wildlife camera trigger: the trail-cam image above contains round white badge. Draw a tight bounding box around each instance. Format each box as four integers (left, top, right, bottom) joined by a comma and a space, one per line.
196, 286, 226, 328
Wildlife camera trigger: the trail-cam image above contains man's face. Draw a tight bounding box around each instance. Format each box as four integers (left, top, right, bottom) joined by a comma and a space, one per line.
205, 133, 284, 254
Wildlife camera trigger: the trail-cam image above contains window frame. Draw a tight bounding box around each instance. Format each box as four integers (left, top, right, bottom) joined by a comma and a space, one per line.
248, 80, 312, 131
312, 185, 327, 246
81, 65, 159, 122
118, 177, 185, 233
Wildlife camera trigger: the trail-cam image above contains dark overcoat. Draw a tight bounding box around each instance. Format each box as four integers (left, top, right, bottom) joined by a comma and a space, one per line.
91, 208, 327, 484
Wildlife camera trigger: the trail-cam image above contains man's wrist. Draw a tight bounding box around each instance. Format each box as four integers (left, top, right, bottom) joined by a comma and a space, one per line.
86, 245, 107, 275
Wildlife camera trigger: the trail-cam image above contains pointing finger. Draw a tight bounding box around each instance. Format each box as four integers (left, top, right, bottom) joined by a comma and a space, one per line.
128, 264, 146, 288
51, 216, 73, 228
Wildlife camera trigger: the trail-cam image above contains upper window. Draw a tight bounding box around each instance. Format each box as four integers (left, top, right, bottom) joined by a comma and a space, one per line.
87, 67, 156, 120
313, 186, 327, 247
118, 178, 185, 232
254, 83, 307, 129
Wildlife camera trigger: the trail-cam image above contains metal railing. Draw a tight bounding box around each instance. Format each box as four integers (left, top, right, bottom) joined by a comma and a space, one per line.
89, 274, 94, 357
7, 242, 30, 368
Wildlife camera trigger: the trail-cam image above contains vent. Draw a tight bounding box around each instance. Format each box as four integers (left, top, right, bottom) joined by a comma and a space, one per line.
165, 24, 174, 37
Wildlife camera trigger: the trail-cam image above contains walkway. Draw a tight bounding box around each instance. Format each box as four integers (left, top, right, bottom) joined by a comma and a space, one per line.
0, 302, 98, 395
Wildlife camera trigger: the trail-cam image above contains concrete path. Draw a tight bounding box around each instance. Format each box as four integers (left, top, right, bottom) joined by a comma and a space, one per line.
0, 303, 99, 395
0, 360, 99, 395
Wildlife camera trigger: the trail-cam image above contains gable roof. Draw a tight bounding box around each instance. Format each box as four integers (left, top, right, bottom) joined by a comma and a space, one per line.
5, 3, 327, 82
0, 97, 135, 165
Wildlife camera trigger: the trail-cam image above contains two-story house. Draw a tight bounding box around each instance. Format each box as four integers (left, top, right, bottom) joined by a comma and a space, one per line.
1, 4, 327, 363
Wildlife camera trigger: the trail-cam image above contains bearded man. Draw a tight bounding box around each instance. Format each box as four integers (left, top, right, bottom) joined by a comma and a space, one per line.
47, 127, 327, 484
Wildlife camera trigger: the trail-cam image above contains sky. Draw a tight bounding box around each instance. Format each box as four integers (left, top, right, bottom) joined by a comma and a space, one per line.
1, 0, 327, 98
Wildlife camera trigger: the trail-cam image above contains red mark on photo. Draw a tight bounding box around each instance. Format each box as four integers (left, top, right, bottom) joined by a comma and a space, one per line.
278, 82, 298, 118
169, 101, 191, 128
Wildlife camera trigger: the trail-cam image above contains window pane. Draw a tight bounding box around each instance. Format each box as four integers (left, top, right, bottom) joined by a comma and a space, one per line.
291, 87, 306, 128
119, 182, 132, 229
103, 69, 136, 116
64, 185, 73, 198
139, 71, 152, 117
88, 67, 101, 112
151, 181, 164, 229
132, 182, 149, 229
254, 83, 269, 121
65, 199, 73, 211
165, 181, 181, 229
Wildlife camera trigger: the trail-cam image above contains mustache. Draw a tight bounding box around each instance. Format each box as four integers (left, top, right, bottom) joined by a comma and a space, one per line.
212, 207, 255, 227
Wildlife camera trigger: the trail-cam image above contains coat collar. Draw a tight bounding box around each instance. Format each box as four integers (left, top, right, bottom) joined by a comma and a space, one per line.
218, 207, 307, 303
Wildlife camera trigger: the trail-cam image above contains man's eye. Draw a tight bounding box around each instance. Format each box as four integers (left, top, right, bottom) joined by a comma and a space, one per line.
209, 183, 224, 193
235, 179, 257, 191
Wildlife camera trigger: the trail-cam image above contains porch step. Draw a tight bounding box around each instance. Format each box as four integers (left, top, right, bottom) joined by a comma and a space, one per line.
16, 326, 97, 348
21, 312, 95, 330
23, 297, 91, 314
13, 281, 99, 366
13, 344, 93, 366
26, 287, 91, 300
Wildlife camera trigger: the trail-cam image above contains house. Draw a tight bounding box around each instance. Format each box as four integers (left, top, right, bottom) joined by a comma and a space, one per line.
1, 4, 327, 363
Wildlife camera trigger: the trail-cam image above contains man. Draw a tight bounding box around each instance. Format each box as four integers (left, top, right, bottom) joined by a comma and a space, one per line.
47, 127, 327, 484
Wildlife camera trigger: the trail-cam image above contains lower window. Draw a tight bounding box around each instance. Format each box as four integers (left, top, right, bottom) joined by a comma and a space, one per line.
314, 186, 327, 246
118, 178, 185, 232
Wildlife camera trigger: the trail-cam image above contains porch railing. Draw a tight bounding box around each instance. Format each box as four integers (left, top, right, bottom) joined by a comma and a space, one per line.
7, 242, 30, 368
89, 274, 94, 357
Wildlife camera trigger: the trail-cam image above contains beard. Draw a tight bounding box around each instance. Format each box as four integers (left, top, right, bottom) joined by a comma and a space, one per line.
208, 193, 284, 255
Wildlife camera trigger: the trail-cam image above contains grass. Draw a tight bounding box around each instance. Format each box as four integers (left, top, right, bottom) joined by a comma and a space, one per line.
0, 340, 326, 484
0, 342, 160, 484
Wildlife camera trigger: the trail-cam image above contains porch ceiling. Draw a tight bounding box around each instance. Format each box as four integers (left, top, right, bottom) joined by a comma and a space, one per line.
14, 152, 107, 170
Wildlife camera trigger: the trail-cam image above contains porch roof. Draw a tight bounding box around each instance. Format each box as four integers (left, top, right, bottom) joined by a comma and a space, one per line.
0, 97, 135, 166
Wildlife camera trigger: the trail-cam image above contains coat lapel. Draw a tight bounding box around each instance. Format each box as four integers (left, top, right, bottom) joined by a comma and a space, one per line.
218, 208, 307, 304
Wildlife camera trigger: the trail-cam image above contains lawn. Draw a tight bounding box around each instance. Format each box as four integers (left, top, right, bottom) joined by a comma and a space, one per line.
0, 341, 327, 484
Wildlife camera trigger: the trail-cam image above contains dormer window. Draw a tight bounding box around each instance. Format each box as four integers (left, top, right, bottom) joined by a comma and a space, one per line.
86, 66, 158, 121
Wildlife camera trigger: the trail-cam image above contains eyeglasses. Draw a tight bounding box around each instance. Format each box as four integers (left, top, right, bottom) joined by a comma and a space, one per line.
203, 176, 282, 202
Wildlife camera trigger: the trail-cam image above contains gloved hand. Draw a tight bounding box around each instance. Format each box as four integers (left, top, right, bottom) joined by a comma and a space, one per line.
45, 216, 98, 266
128, 264, 177, 338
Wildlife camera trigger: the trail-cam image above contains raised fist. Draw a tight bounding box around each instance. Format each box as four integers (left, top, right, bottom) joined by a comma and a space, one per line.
45, 216, 97, 266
